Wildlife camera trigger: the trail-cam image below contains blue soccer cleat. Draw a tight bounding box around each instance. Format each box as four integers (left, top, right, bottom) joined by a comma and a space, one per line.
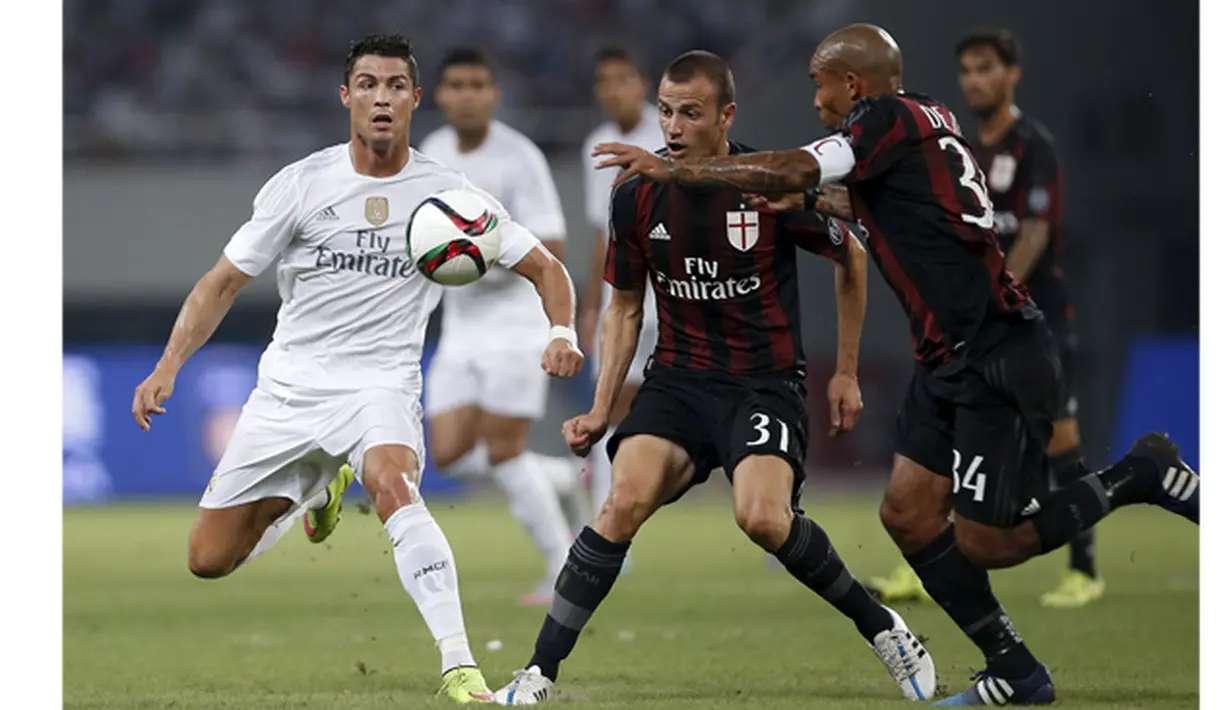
1130, 432, 1199, 523
932, 665, 1055, 706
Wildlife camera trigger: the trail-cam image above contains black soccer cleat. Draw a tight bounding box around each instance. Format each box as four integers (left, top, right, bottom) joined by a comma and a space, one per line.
1130, 433, 1199, 524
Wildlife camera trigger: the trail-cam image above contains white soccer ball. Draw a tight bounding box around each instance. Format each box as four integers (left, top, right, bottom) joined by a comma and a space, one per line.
407, 188, 502, 286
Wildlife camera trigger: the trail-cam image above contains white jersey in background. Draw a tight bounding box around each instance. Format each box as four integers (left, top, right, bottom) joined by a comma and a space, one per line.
581, 102, 663, 378
420, 120, 567, 342
226, 143, 539, 396
418, 121, 588, 603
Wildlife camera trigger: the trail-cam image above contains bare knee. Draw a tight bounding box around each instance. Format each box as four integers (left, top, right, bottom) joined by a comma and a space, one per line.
594, 484, 655, 543
362, 446, 423, 519
187, 523, 240, 579
881, 456, 953, 553
485, 432, 527, 465
187, 544, 235, 579
186, 502, 287, 579
429, 407, 481, 468
480, 413, 531, 465
734, 498, 792, 551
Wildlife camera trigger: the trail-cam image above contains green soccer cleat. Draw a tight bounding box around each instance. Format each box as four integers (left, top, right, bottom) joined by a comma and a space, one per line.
439, 666, 494, 704
302, 464, 355, 544
1040, 570, 1106, 608
867, 562, 932, 604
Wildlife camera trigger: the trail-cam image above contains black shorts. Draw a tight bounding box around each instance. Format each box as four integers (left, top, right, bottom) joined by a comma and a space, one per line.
608, 368, 809, 508
894, 320, 1062, 528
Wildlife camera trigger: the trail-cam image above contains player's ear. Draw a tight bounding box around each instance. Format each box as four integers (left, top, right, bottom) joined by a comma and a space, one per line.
1006, 65, 1022, 87
339, 84, 351, 109
844, 72, 861, 101
720, 102, 736, 131
413, 86, 423, 110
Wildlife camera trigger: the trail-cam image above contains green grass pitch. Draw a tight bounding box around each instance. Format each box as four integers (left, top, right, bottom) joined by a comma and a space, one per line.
64, 494, 1197, 709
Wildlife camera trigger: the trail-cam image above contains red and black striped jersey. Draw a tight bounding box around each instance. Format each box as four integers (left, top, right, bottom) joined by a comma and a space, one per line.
969, 114, 1070, 329
835, 92, 1040, 371
604, 142, 851, 378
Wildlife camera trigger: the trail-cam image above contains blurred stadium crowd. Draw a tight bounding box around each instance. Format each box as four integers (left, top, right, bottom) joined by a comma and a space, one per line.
64, 0, 859, 161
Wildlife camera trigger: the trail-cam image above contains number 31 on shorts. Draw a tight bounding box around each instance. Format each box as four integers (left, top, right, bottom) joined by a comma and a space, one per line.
952, 449, 987, 503
747, 412, 790, 453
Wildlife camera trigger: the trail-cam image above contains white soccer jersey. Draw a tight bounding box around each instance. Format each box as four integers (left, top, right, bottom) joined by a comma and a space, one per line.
582, 103, 663, 232
581, 103, 663, 329
419, 121, 567, 339
222, 143, 541, 393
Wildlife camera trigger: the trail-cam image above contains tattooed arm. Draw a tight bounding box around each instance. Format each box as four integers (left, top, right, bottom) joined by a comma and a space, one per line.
662, 148, 822, 192
595, 135, 857, 197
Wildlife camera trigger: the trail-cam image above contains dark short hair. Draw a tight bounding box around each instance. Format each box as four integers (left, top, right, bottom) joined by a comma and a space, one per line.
663, 50, 735, 106
955, 28, 1021, 67
344, 33, 420, 88
439, 46, 494, 81
594, 46, 641, 73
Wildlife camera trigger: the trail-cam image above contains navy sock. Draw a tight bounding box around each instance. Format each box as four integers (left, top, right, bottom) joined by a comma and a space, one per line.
906, 526, 1039, 680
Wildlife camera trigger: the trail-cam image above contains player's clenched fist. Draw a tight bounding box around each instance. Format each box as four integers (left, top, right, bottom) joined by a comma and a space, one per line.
593, 143, 670, 185
562, 411, 608, 458
132, 368, 176, 432
542, 338, 584, 378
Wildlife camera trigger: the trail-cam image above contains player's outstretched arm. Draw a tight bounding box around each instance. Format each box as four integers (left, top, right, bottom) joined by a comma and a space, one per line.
829, 231, 867, 436
562, 287, 644, 457
592, 287, 643, 420
510, 243, 584, 378
132, 256, 251, 431
594, 142, 823, 193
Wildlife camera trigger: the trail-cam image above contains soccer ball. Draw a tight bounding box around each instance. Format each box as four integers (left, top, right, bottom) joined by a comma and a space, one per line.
407, 189, 502, 286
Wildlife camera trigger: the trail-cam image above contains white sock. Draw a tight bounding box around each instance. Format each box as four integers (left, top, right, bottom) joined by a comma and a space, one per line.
491, 454, 572, 579
528, 452, 590, 535
440, 443, 490, 480
384, 501, 476, 674
235, 490, 325, 570
589, 430, 615, 519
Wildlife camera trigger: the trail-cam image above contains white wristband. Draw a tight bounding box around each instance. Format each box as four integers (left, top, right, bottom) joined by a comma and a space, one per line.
550, 325, 579, 350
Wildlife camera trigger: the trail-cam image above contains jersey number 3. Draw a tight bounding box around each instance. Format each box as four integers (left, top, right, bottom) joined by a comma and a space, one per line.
938, 136, 995, 229
747, 413, 790, 453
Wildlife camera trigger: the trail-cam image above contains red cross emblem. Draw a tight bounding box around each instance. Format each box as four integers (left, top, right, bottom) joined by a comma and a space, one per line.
726, 210, 760, 251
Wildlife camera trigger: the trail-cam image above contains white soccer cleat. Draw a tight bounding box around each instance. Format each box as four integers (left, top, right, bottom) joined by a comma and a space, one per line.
494, 666, 554, 705
869, 606, 936, 701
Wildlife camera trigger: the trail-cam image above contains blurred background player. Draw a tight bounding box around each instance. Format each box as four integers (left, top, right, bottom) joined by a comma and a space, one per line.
867, 27, 1100, 609
578, 48, 664, 526
420, 47, 590, 607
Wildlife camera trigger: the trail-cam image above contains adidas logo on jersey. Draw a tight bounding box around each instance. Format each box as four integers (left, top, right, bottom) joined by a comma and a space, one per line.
649, 223, 671, 241
315, 206, 339, 221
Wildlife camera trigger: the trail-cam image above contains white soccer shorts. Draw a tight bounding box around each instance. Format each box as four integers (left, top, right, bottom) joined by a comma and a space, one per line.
199, 379, 426, 510
426, 337, 551, 420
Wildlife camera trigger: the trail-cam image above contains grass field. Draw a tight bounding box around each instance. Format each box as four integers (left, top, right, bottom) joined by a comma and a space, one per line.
64, 495, 1198, 709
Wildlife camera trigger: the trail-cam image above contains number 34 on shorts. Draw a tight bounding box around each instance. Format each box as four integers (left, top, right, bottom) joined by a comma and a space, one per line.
952, 449, 988, 503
